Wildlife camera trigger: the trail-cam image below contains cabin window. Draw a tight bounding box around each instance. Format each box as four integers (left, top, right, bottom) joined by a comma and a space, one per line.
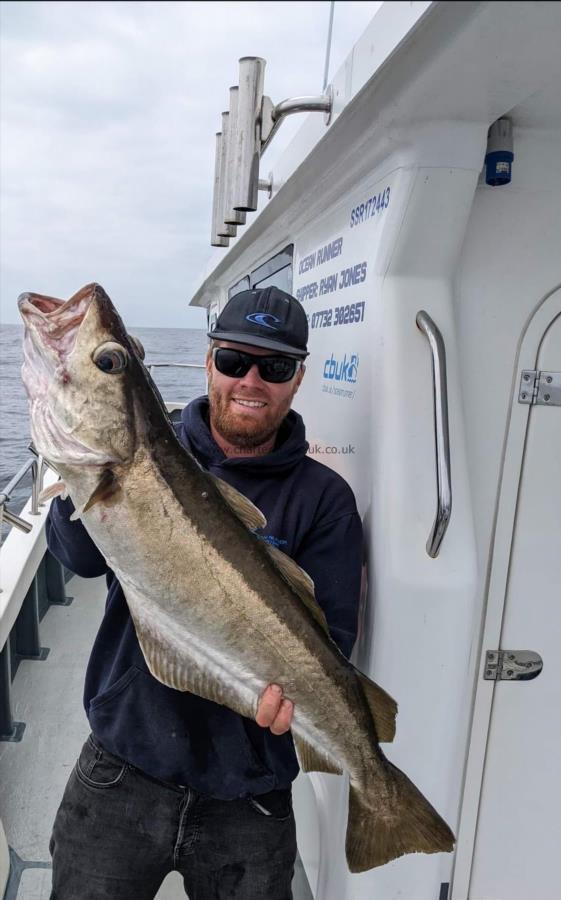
228, 276, 250, 299
207, 303, 218, 332
226, 245, 294, 301
250, 244, 294, 293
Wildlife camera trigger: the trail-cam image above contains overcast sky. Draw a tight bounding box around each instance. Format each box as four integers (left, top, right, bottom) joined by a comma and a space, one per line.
0, 0, 382, 329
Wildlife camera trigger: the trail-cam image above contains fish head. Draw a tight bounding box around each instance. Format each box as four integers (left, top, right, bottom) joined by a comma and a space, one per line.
18, 282, 149, 469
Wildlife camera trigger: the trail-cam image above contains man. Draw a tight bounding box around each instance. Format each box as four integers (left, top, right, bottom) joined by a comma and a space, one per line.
46, 286, 363, 900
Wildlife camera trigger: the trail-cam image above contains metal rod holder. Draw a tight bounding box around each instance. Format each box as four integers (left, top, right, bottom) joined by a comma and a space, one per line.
416, 310, 452, 558
232, 56, 266, 212
216, 112, 237, 238
261, 86, 333, 153
1, 508, 32, 534
211, 132, 230, 247
258, 176, 273, 198
272, 91, 332, 122
209, 54, 335, 246
224, 86, 247, 226
0, 456, 43, 554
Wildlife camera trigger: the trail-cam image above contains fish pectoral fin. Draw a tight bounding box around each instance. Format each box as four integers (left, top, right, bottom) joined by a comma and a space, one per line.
355, 670, 397, 743
83, 469, 121, 512
39, 480, 68, 503
293, 735, 343, 775
69, 469, 121, 521
265, 545, 329, 634
210, 474, 267, 531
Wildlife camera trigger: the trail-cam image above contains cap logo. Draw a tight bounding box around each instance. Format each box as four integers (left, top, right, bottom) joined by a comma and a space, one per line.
245, 312, 281, 331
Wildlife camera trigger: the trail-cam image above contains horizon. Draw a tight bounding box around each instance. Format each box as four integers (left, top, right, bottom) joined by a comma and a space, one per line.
0, 320, 207, 332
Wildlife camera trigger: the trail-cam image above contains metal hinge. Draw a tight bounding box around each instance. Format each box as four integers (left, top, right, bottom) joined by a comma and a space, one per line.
484, 650, 543, 681
518, 370, 561, 405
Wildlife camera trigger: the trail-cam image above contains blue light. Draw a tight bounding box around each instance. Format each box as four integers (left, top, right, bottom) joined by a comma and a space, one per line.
485, 150, 514, 186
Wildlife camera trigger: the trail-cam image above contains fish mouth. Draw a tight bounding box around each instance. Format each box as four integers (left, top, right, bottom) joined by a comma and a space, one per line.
18, 283, 97, 363
19, 284, 119, 468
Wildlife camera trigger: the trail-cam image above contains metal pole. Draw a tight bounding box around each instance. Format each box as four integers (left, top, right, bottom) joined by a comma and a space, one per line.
323, 1, 335, 92
224, 87, 247, 226
416, 311, 452, 558
272, 92, 332, 122
216, 112, 237, 238
211, 133, 230, 247
0, 509, 32, 534
232, 57, 266, 212
30, 459, 39, 514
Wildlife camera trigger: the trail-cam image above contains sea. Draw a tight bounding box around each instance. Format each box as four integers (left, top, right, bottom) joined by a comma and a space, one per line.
0, 323, 208, 527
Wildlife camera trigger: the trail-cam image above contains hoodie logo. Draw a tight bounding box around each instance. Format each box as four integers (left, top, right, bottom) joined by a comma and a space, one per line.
245, 312, 281, 330
258, 534, 288, 549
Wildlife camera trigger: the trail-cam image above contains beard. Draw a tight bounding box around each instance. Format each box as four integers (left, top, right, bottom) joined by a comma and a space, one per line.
208, 378, 292, 451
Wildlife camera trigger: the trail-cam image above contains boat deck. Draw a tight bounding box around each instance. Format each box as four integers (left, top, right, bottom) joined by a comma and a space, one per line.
0, 572, 313, 899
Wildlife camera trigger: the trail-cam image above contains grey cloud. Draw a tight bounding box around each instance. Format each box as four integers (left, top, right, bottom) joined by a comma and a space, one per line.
1, 0, 381, 328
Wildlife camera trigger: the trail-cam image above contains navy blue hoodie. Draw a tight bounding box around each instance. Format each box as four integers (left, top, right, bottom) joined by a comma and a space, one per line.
46, 396, 363, 799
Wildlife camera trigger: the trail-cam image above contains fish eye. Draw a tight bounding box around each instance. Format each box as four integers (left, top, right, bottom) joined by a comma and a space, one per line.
92, 342, 128, 374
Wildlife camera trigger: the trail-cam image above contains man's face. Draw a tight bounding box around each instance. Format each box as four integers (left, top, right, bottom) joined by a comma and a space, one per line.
206, 340, 305, 450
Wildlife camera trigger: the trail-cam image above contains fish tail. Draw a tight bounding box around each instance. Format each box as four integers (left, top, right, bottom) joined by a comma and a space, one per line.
345, 760, 455, 873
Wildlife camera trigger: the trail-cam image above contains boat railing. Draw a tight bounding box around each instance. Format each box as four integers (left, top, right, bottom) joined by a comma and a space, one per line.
0, 453, 51, 543
147, 362, 206, 373
0, 451, 68, 741
148, 362, 207, 415
148, 363, 207, 417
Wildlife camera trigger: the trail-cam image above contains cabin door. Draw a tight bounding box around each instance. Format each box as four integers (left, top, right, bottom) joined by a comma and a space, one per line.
468, 301, 561, 898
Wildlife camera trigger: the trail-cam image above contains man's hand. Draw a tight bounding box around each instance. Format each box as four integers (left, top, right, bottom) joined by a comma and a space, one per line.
255, 684, 294, 735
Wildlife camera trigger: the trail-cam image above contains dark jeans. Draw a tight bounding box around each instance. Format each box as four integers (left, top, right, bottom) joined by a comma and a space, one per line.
49, 734, 297, 899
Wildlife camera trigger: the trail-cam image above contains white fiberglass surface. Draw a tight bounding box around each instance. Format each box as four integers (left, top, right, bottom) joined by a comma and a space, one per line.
285, 142, 482, 897
467, 306, 561, 899
449, 123, 561, 896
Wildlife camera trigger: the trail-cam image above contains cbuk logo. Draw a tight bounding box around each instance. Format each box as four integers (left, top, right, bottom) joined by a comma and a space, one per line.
245, 312, 281, 330
323, 352, 359, 383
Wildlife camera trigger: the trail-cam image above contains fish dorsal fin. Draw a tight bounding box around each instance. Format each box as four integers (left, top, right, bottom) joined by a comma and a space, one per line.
70, 469, 121, 521
265, 544, 329, 634
293, 735, 343, 775
210, 474, 267, 531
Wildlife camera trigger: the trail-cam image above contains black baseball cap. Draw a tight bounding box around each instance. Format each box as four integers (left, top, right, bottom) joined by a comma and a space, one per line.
207, 286, 309, 359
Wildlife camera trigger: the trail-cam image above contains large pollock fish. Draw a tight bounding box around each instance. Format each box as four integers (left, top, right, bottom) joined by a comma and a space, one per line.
19, 283, 455, 872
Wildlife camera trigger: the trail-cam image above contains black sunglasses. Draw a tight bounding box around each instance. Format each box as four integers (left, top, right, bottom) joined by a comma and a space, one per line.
212, 347, 302, 384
